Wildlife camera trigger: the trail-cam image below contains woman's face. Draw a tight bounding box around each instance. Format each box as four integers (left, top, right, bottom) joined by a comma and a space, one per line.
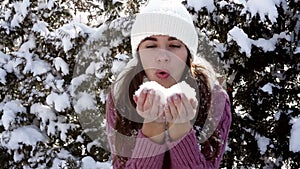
138, 35, 188, 88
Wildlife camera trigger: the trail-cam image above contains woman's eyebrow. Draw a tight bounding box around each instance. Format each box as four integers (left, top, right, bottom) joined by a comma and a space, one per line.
168, 37, 178, 41
142, 37, 157, 42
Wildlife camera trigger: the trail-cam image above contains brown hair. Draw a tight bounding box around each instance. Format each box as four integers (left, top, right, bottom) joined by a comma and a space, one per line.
111, 52, 221, 167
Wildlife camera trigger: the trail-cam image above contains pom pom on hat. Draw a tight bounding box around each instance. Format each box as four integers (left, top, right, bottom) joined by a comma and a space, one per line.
130, 0, 198, 59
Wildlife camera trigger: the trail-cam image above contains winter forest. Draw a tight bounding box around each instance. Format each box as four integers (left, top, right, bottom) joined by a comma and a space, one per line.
0, 0, 299, 168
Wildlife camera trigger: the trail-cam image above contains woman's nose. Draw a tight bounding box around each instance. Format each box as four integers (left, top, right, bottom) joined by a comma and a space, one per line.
156, 49, 170, 62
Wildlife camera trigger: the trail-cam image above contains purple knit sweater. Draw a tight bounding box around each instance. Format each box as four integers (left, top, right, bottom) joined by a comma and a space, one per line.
106, 85, 232, 169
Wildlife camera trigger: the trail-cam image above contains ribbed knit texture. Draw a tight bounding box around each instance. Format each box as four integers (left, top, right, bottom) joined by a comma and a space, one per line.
106, 85, 232, 169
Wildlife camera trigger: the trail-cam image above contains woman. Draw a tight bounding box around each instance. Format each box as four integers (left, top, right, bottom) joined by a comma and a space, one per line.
106, 0, 231, 168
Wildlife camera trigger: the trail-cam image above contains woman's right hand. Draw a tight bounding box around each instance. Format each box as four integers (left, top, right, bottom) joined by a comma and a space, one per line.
134, 89, 166, 143
133, 89, 165, 123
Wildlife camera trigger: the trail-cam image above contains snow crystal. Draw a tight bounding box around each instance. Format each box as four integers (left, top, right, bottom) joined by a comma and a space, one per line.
0, 68, 7, 84
111, 53, 129, 74
228, 26, 252, 57
87, 24, 108, 44
135, 81, 197, 105
51, 149, 73, 169
187, 0, 216, 13
53, 57, 69, 75
32, 20, 49, 36
21, 53, 51, 76
37, 0, 54, 10
261, 83, 281, 94
55, 79, 65, 92
232, 0, 247, 5
290, 117, 300, 152
69, 74, 89, 96
0, 51, 10, 64
274, 112, 281, 121
228, 28, 290, 57
115, 53, 129, 61
73, 92, 97, 113
1, 100, 26, 130
87, 140, 101, 153
254, 32, 290, 52
112, 0, 125, 4
255, 133, 270, 154
294, 47, 300, 54
61, 37, 73, 53
260, 83, 274, 94
218, 1, 229, 8
56, 123, 72, 141
19, 35, 36, 52
96, 161, 112, 169
1, 125, 47, 150
254, 38, 276, 52
30, 103, 57, 129
76, 135, 84, 143
10, 0, 30, 27
31, 60, 51, 76
242, 0, 280, 23
46, 92, 71, 112
85, 62, 98, 75
82, 156, 97, 169
82, 156, 112, 169
73, 12, 89, 24
99, 90, 107, 104
56, 22, 95, 52
13, 151, 24, 162
111, 59, 127, 74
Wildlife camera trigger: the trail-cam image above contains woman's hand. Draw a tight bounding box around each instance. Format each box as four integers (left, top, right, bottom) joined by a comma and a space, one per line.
133, 89, 166, 143
165, 93, 197, 124
165, 93, 198, 141
133, 89, 165, 123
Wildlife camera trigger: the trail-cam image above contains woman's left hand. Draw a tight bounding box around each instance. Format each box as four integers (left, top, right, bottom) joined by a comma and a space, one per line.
165, 93, 197, 124
164, 93, 198, 141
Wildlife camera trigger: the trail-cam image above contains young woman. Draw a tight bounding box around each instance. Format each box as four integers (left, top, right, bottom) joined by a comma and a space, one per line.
106, 0, 231, 168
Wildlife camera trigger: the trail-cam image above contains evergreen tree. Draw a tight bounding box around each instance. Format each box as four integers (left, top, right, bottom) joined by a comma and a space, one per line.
0, 0, 299, 168
187, 0, 299, 168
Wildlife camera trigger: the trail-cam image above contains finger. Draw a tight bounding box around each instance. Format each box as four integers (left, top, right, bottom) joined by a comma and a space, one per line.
157, 104, 165, 122
190, 99, 198, 109
137, 89, 148, 112
181, 94, 193, 111
149, 93, 160, 120
172, 94, 181, 107
164, 104, 172, 121
180, 94, 196, 120
146, 89, 155, 106
173, 94, 186, 117
176, 94, 189, 119
167, 96, 179, 121
133, 95, 138, 103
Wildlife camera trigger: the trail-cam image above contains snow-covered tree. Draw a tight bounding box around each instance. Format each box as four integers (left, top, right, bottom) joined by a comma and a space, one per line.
0, 0, 299, 168
187, 0, 299, 168
0, 0, 145, 168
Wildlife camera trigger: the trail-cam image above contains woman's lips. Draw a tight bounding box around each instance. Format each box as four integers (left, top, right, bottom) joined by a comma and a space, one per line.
156, 69, 170, 79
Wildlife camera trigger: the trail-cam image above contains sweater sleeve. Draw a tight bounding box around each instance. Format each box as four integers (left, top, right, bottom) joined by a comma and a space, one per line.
106, 92, 167, 169
125, 131, 167, 169
166, 87, 232, 169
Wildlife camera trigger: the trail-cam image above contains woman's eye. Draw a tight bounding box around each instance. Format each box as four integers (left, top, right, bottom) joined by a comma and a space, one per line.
170, 44, 181, 48
145, 45, 157, 48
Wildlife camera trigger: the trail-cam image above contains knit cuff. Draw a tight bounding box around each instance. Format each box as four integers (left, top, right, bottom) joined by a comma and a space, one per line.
131, 130, 167, 158
167, 129, 204, 168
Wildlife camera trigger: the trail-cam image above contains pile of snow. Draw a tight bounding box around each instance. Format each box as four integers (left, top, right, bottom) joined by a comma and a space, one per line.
135, 81, 197, 104
290, 117, 300, 152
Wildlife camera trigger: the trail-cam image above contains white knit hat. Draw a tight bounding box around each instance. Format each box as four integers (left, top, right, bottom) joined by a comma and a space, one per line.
130, 0, 198, 59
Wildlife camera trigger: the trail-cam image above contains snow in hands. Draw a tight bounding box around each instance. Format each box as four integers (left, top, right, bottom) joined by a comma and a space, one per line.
135, 81, 197, 105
